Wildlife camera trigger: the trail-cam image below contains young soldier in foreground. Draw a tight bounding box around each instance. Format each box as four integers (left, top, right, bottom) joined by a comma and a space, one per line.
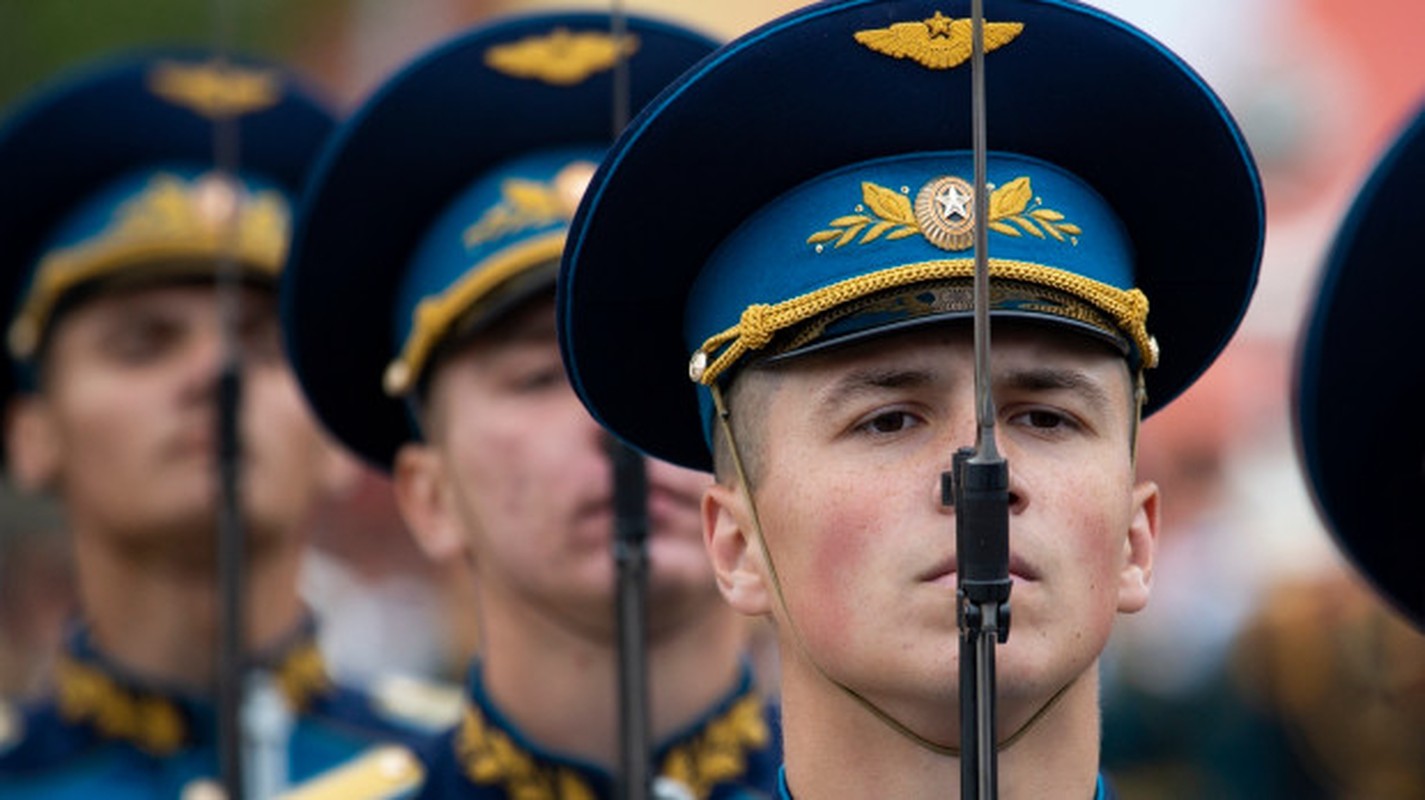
558, 1, 1265, 797
0, 54, 429, 798
282, 14, 780, 798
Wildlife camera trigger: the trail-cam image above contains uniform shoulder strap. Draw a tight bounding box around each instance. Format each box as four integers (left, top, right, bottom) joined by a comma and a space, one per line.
277, 744, 425, 800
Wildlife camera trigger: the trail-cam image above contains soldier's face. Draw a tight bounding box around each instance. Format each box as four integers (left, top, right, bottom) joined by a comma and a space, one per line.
12, 284, 335, 559
709, 323, 1157, 742
417, 295, 720, 639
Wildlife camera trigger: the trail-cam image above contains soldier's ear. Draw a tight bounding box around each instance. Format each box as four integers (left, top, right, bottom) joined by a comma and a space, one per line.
6, 395, 62, 492
1116, 479, 1160, 614
702, 482, 772, 617
392, 442, 465, 562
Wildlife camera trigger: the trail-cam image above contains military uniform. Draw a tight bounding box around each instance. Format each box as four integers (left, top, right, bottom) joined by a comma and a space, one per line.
413, 664, 778, 800
554, 1, 1263, 797
0, 52, 437, 798
278, 13, 782, 799
0, 624, 429, 799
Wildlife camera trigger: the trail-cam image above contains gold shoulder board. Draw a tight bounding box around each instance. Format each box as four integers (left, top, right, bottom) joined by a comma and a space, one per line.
277, 744, 425, 800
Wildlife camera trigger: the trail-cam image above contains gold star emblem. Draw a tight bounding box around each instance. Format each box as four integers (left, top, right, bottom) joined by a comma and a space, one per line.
925, 11, 955, 38
915, 176, 976, 250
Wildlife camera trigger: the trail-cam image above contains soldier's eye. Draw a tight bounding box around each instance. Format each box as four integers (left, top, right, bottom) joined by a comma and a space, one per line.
1008, 408, 1077, 433
858, 410, 919, 435
105, 319, 176, 363
512, 365, 566, 393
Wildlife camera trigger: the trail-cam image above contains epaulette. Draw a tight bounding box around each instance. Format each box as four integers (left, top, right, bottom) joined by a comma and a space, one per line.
277, 744, 424, 800
370, 673, 463, 733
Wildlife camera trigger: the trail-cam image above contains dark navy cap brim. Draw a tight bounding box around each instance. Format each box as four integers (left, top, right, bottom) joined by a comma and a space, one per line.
1295, 102, 1425, 629
282, 13, 719, 469
560, 0, 1264, 471
0, 49, 334, 412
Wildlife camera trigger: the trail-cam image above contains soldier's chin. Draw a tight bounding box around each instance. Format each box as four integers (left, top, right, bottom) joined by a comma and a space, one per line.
115, 503, 290, 566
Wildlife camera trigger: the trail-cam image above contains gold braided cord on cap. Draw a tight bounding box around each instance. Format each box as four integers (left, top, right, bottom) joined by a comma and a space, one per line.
690, 259, 1153, 387
7, 174, 288, 360
711, 386, 1080, 759
383, 232, 565, 396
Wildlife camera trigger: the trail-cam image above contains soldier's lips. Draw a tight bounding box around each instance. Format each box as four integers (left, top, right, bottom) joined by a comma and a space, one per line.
919, 555, 1039, 585
580, 484, 701, 541
167, 433, 216, 460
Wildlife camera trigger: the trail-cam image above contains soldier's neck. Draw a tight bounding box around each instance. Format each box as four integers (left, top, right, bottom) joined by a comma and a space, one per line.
477, 587, 749, 770
72, 524, 308, 691
779, 655, 1102, 800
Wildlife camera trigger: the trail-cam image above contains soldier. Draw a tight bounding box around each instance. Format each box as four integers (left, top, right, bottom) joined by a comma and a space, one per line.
0, 53, 431, 798
1296, 101, 1425, 633
281, 13, 780, 799
1277, 101, 1425, 799
557, 1, 1263, 798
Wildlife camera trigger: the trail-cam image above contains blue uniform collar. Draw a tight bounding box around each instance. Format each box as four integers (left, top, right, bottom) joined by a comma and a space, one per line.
455, 660, 776, 798
54, 619, 334, 755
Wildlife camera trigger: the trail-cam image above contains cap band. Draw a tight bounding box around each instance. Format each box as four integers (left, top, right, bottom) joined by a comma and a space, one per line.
8, 170, 288, 359
689, 257, 1153, 387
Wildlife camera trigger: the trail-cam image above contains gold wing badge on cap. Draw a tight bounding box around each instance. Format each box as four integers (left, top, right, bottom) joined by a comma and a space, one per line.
485, 27, 640, 86
148, 60, 282, 118
808, 176, 1079, 253
854, 11, 1023, 69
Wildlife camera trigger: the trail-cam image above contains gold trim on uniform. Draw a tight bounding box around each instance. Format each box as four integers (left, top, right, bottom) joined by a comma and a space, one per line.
148, 60, 282, 119
54, 639, 332, 756
456, 703, 597, 800
853, 12, 1024, 70
455, 690, 769, 800
658, 695, 771, 800
484, 28, 640, 86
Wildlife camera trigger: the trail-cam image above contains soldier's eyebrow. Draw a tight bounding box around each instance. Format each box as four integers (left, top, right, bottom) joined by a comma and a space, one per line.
484, 310, 557, 345
815, 365, 937, 414
997, 366, 1114, 410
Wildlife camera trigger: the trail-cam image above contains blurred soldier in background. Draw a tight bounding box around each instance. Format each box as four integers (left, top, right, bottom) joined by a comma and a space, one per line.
1285, 99, 1425, 799
0, 52, 433, 798
282, 13, 780, 799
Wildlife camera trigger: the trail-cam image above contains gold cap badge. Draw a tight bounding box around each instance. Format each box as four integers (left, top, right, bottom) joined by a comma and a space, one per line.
485, 28, 640, 86
808, 176, 1080, 253
914, 175, 975, 250
463, 160, 598, 250
148, 61, 281, 119
854, 12, 1023, 70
